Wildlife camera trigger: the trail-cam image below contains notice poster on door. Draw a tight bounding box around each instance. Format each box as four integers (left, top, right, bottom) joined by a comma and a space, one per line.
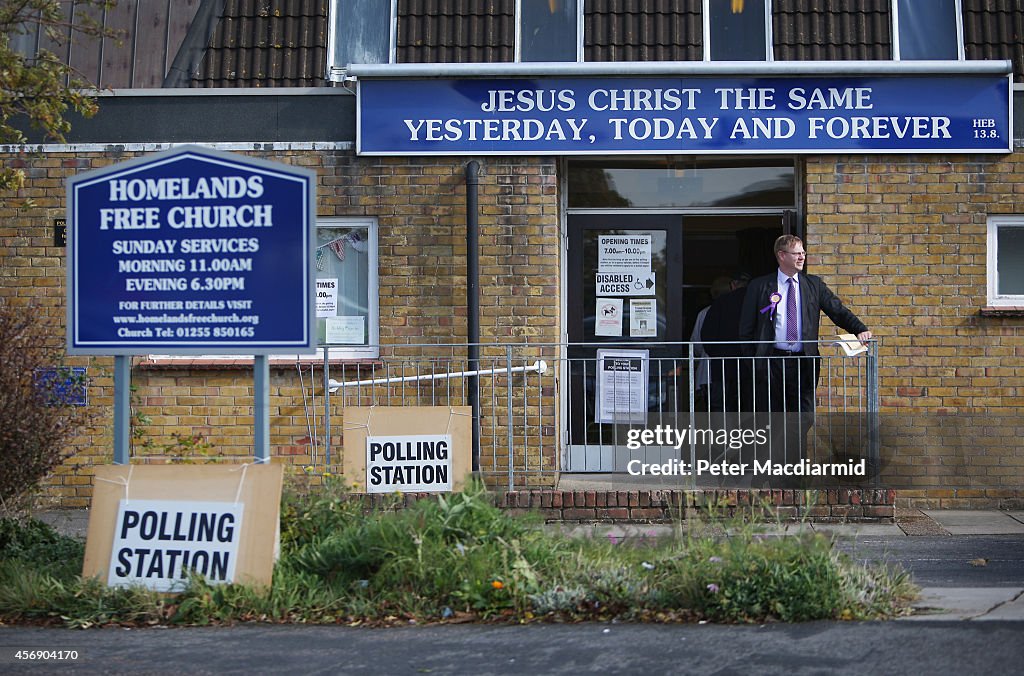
630, 299, 657, 337
596, 348, 649, 424
598, 234, 652, 271
595, 270, 656, 297
594, 298, 623, 337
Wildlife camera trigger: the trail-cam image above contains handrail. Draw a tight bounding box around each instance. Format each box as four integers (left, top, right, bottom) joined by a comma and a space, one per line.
327, 360, 548, 392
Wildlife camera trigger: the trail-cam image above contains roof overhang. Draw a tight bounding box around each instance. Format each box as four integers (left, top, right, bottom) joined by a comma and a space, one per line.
345, 60, 1013, 79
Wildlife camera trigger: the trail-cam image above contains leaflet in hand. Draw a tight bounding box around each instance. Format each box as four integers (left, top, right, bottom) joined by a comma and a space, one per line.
835, 333, 868, 357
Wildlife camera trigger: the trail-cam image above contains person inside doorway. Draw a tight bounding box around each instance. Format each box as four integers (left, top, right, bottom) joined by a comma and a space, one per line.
691, 275, 734, 409
700, 270, 751, 412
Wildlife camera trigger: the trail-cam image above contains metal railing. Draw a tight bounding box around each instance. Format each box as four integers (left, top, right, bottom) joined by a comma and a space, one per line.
303, 340, 878, 490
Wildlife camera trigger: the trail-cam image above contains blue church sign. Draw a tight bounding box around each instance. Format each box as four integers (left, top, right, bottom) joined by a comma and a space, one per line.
357, 74, 1011, 155
67, 146, 316, 355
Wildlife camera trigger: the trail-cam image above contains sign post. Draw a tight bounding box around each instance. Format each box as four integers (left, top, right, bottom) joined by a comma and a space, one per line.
67, 145, 316, 462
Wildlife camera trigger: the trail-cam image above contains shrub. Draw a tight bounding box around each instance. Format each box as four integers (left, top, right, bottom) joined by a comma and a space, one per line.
0, 302, 97, 504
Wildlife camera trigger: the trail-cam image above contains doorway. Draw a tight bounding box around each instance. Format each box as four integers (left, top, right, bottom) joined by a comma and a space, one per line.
563, 159, 797, 472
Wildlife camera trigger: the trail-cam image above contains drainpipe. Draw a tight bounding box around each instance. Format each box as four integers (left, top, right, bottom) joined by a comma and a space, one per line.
466, 161, 481, 472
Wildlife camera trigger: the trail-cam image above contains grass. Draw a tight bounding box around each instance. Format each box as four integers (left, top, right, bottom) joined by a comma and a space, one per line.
0, 480, 917, 628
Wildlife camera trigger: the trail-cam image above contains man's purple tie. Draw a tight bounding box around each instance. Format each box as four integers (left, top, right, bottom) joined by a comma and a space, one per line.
786, 277, 799, 344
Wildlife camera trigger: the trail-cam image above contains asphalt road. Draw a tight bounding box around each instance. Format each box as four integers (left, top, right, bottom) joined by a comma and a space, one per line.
2, 621, 1023, 675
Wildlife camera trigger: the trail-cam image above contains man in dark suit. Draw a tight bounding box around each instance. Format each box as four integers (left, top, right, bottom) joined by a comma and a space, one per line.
739, 235, 872, 416
737, 236, 872, 481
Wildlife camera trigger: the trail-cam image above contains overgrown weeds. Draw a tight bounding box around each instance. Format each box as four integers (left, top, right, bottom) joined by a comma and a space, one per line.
0, 480, 916, 628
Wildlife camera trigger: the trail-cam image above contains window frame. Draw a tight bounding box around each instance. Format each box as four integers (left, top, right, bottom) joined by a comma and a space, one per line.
516, 0, 584, 63
892, 0, 964, 61
986, 215, 1024, 307
703, 0, 773, 62
328, 0, 585, 77
329, 0, 788, 71
327, 0, 398, 78
314, 216, 380, 360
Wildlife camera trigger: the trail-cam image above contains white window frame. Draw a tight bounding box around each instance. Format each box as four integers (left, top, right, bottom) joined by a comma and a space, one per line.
327, 0, 398, 79
987, 215, 1024, 307
892, 0, 965, 61
702, 0, 774, 62
314, 216, 380, 360
146, 217, 379, 363
328, 0, 586, 79
515, 0, 584, 63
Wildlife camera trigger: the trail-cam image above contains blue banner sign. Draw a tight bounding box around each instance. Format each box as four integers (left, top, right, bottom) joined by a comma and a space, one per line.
358, 75, 1011, 155
67, 146, 316, 355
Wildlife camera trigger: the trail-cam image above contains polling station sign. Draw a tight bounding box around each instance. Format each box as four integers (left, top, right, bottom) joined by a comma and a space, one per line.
344, 407, 471, 493
84, 465, 283, 592
108, 500, 243, 592
366, 434, 453, 493
66, 146, 316, 355
357, 74, 1011, 155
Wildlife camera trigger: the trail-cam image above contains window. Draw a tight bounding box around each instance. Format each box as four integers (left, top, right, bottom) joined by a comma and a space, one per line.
315, 217, 379, 358
147, 217, 379, 363
328, 0, 582, 76
519, 0, 579, 62
987, 216, 1024, 307
705, 0, 771, 61
328, 0, 395, 76
894, 0, 963, 60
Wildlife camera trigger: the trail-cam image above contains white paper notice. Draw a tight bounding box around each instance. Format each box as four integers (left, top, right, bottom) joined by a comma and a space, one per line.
316, 278, 338, 318
595, 349, 649, 424
326, 316, 365, 344
595, 270, 656, 296
630, 299, 657, 337
598, 234, 652, 271
594, 298, 623, 337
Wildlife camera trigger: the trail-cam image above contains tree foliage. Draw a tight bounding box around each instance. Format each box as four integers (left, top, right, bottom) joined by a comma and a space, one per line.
0, 0, 117, 192
0, 301, 98, 505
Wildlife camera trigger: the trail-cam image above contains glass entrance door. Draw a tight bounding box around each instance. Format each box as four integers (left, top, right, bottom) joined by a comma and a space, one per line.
566, 215, 682, 472
565, 214, 785, 472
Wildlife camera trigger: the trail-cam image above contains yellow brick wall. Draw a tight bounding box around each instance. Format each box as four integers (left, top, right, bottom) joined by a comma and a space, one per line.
4, 146, 1022, 507
0, 150, 561, 505
806, 153, 1024, 502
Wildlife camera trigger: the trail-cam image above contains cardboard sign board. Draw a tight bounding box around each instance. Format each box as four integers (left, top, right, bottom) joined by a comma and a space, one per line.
344, 406, 472, 493
83, 464, 283, 591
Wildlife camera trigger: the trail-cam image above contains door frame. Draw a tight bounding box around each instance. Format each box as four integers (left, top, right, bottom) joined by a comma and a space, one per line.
560, 207, 798, 472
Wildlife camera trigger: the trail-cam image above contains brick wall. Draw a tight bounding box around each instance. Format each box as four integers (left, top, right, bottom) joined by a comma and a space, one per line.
349, 488, 899, 523
0, 149, 561, 505
806, 153, 1024, 502
4, 146, 1023, 508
